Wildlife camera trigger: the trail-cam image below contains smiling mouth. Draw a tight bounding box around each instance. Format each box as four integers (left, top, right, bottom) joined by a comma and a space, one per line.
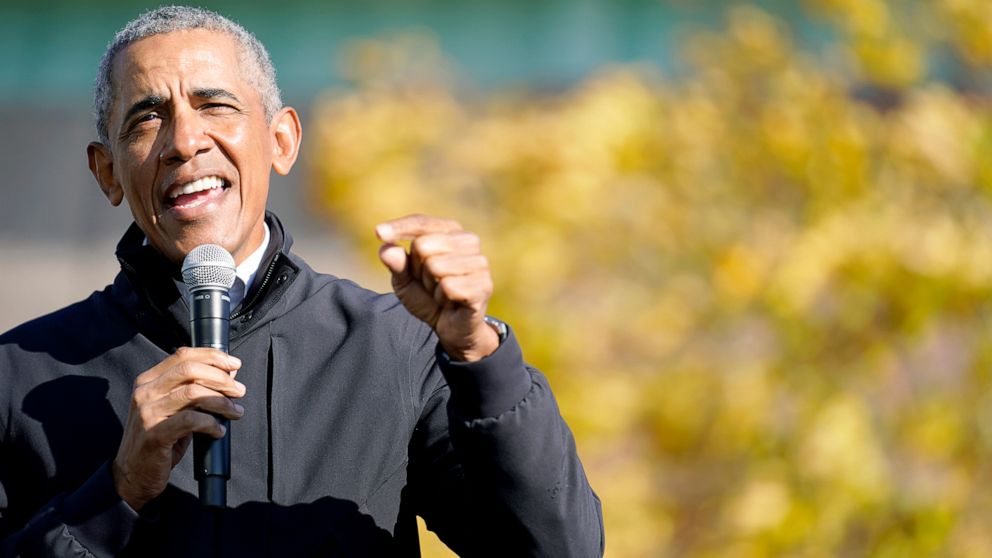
167, 176, 230, 209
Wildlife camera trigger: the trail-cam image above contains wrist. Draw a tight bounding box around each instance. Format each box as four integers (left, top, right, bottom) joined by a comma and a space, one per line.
434, 321, 531, 418
111, 459, 147, 512
442, 316, 505, 362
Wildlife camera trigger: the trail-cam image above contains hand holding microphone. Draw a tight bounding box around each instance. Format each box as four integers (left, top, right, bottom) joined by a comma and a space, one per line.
111, 245, 244, 511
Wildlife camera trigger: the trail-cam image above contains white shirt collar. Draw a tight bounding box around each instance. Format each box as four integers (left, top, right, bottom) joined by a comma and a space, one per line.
229, 222, 270, 310
147, 223, 271, 311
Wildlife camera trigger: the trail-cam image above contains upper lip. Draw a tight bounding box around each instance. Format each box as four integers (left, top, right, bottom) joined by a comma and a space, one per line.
162, 172, 231, 203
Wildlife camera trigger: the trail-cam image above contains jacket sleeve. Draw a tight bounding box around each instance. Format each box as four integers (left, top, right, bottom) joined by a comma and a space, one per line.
407, 325, 604, 557
0, 461, 139, 557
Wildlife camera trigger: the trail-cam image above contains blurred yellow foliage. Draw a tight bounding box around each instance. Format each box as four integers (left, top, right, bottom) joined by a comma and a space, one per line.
310, 2, 992, 556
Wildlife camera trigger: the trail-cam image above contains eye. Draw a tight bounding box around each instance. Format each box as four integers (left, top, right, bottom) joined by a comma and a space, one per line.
122, 113, 161, 138
129, 112, 160, 129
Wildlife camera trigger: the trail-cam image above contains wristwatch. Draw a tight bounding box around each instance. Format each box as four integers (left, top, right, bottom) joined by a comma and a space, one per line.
483, 315, 508, 344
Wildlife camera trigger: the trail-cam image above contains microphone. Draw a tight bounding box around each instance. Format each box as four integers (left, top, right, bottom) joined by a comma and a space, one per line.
181, 244, 237, 508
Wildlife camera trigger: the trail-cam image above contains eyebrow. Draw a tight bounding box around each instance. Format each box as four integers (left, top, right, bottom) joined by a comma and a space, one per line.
193, 88, 241, 104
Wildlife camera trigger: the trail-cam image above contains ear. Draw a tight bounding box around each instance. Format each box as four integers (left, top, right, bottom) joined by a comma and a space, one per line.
270, 107, 302, 176
87, 142, 124, 206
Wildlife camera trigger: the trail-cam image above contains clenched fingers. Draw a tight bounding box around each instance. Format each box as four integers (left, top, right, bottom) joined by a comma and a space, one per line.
140, 383, 245, 428
134, 351, 244, 405
423, 253, 490, 280
135, 347, 241, 388
147, 409, 230, 444
409, 233, 481, 289
409, 231, 481, 259
433, 272, 494, 308
134, 362, 245, 404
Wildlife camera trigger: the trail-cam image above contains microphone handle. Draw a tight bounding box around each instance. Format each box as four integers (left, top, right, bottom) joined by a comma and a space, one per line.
190, 288, 231, 508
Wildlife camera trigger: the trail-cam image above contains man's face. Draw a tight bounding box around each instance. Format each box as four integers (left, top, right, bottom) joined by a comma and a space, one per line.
92, 29, 287, 265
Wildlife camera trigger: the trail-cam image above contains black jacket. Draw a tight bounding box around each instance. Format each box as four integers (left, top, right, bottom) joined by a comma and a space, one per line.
0, 213, 603, 557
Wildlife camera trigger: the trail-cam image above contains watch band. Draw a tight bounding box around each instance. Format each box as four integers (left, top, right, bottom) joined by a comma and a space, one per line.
483, 315, 508, 344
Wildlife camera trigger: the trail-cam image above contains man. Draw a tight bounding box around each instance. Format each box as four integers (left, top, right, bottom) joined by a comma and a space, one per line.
0, 6, 603, 557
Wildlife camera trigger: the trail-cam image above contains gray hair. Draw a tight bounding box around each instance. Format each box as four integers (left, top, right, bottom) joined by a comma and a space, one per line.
94, 5, 282, 145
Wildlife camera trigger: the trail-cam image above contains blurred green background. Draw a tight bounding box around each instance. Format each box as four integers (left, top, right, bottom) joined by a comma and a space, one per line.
5, 1, 992, 556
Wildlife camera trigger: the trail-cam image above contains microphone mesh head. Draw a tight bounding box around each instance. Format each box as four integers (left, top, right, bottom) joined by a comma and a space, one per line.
182, 244, 236, 291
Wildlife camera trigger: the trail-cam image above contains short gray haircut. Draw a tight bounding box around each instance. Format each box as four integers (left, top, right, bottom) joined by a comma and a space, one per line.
94, 5, 282, 145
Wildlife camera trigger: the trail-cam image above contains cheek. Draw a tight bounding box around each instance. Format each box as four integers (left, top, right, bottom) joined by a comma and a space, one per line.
230, 133, 270, 168
221, 124, 273, 179
226, 123, 249, 145
116, 153, 157, 208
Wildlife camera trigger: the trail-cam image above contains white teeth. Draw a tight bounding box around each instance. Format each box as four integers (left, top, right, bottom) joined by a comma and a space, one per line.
170, 176, 224, 199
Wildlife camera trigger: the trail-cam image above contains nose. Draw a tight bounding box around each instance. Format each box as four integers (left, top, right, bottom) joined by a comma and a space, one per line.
159, 108, 213, 163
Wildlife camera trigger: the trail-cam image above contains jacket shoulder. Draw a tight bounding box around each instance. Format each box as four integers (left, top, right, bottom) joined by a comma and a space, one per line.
0, 283, 133, 364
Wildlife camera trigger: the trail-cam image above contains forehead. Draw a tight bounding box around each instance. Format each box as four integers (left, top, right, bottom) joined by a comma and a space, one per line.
111, 28, 247, 100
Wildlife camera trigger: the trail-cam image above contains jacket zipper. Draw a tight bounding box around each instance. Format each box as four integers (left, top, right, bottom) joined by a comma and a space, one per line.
231, 253, 281, 320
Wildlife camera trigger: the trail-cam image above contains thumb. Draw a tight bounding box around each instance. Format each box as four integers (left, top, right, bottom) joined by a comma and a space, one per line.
378, 243, 409, 282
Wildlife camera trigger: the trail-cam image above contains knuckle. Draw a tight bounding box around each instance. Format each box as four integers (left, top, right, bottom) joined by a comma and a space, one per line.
174, 346, 192, 359
439, 276, 460, 296
411, 235, 429, 252
451, 231, 479, 251
179, 383, 199, 402
137, 406, 157, 427
135, 370, 153, 385
437, 277, 452, 296
423, 257, 442, 276
175, 360, 196, 379
194, 414, 214, 431
176, 410, 199, 430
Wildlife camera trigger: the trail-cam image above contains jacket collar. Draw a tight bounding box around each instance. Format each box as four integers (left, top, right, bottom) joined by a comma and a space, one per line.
114, 211, 299, 350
